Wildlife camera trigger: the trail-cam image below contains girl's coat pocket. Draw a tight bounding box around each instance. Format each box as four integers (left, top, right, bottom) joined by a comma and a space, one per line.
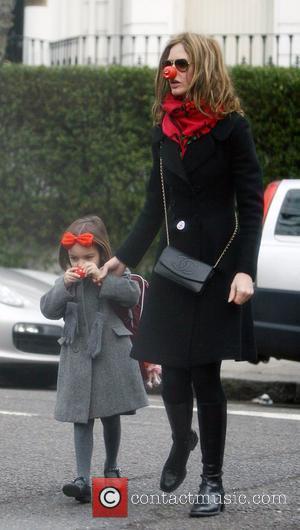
112, 325, 133, 337
63, 301, 79, 344
87, 312, 104, 359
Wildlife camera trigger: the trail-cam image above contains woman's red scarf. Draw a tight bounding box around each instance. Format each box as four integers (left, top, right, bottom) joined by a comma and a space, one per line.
161, 93, 220, 156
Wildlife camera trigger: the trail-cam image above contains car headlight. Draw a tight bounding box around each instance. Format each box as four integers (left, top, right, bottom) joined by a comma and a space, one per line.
14, 323, 40, 333
0, 285, 24, 307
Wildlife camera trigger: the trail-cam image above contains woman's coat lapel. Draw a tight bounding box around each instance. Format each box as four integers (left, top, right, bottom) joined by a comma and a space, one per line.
152, 113, 240, 186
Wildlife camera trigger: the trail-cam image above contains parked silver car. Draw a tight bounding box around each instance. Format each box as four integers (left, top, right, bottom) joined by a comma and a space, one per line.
0, 268, 63, 372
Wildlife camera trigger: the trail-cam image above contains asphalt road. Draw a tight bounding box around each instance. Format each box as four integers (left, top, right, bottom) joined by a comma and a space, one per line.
0, 386, 299, 530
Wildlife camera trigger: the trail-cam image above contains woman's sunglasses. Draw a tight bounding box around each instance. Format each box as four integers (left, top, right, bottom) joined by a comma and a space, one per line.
161, 58, 191, 72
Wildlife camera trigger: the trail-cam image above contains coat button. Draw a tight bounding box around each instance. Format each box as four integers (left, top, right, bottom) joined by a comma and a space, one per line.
176, 220, 185, 230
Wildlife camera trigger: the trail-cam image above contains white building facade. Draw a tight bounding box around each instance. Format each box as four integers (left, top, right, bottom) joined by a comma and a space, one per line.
23, 0, 300, 66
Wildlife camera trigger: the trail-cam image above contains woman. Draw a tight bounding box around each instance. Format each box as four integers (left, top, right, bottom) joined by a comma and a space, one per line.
99, 33, 264, 517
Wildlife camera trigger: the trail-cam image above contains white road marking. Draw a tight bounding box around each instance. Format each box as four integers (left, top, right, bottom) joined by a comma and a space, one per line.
148, 404, 300, 421
1, 406, 299, 422
0, 410, 38, 417
227, 409, 300, 421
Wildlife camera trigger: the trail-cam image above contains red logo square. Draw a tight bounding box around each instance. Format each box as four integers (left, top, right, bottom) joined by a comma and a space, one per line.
92, 477, 128, 518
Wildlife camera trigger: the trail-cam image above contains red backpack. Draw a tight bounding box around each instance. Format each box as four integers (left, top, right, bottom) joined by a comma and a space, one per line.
111, 274, 149, 379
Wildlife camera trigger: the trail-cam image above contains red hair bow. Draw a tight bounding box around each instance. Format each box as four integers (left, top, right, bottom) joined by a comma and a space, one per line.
60, 232, 94, 249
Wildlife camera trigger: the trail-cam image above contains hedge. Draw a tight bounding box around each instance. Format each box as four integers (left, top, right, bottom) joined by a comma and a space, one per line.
0, 65, 299, 271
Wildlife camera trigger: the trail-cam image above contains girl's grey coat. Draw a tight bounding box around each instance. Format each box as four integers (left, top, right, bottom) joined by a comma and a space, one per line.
40, 272, 148, 423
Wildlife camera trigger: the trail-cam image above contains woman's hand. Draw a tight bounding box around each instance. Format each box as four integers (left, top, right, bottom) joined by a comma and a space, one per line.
99, 257, 126, 281
63, 267, 82, 287
228, 272, 254, 305
145, 364, 162, 389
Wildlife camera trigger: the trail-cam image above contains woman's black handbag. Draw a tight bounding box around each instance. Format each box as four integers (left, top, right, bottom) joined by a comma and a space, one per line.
154, 156, 238, 294
154, 245, 214, 293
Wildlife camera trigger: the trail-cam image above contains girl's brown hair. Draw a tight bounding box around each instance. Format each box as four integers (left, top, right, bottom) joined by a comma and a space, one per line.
58, 215, 112, 270
152, 32, 243, 124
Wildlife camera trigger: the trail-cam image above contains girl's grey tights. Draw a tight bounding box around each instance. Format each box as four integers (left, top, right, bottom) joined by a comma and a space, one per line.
74, 419, 94, 485
74, 415, 121, 484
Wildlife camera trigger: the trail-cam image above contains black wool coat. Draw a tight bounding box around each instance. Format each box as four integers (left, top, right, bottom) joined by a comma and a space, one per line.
117, 113, 264, 367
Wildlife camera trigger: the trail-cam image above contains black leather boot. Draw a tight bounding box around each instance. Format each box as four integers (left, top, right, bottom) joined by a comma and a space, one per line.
190, 401, 227, 517
160, 399, 198, 493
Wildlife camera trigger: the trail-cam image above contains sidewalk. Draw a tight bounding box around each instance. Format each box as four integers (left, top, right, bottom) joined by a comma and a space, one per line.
149, 358, 300, 404
220, 358, 300, 404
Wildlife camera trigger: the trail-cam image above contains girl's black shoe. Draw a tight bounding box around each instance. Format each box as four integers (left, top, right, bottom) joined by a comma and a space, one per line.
62, 477, 91, 503
104, 467, 121, 478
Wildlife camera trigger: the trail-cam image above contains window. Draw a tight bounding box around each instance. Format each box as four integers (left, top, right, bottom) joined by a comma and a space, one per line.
275, 189, 300, 236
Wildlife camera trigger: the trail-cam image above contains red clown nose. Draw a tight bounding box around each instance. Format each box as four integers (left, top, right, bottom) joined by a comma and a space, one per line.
163, 65, 177, 79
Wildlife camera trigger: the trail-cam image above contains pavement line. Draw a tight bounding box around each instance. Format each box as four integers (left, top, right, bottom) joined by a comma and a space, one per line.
0, 410, 39, 417
148, 404, 300, 421
1, 407, 299, 421
227, 409, 300, 421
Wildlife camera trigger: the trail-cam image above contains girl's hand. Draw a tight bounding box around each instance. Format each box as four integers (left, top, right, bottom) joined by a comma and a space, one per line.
145, 364, 162, 389
98, 257, 126, 281
228, 272, 254, 305
82, 262, 102, 283
63, 267, 82, 287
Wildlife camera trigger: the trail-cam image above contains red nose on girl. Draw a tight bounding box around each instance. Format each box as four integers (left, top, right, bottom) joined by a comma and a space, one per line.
163, 65, 177, 79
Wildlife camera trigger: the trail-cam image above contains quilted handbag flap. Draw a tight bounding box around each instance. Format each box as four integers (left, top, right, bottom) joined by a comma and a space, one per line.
158, 246, 213, 283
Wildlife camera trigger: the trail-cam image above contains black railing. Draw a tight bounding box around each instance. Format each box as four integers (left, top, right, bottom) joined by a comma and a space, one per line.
5, 33, 300, 68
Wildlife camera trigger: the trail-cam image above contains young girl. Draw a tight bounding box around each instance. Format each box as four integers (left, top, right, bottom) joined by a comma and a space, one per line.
40, 215, 150, 503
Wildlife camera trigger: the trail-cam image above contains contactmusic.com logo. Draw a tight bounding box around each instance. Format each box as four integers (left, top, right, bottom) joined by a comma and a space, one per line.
92, 478, 128, 517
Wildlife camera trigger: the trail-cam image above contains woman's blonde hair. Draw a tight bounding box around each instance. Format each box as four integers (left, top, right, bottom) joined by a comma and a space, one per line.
152, 32, 243, 124
58, 215, 112, 270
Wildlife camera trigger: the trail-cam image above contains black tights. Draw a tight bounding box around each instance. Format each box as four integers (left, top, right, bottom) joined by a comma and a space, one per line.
161, 362, 226, 405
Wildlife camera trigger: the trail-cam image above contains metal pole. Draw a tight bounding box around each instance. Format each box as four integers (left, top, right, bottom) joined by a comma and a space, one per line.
31, 38, 35, 66
75, 37, 79, 65
107, 35, 111, 65
235, 35, 239, 65
249, 35, 253, 66
262, 34, 266, 66
40, 40, 44, 65
289, 34, 293, 67
276, 34, 279, 66
119, 35, 124, 65
95, 35, 99, 65
82, 36, 86, 65
145, 35, 149, 65
132, 35, 136, 65
157, 35, 161, 64
222, 35, 227, 63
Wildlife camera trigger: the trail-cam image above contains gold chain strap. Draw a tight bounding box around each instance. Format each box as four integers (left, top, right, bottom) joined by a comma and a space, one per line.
213, 210, 239, 268
159, 155, 170, 246
159, 156, 239, 268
